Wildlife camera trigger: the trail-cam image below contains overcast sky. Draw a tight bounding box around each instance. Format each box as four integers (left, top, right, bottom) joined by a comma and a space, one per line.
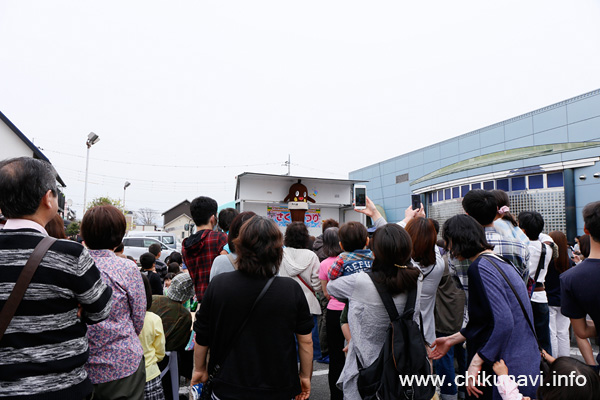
1, 1, 599, 222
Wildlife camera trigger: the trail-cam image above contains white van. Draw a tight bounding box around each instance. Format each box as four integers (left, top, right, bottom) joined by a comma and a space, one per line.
126, 231, 178, 250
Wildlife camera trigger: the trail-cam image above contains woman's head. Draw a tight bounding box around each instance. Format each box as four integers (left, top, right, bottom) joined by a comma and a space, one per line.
234, 216, 283, 278
45, 213, 67, 239
284, 222, 310, 249
491, 189, 518, 227
80, 205, 126, 250
442, 214, 494, 259
371, 224, 420, 295
227, 211, 257, 253
537, 357, 600, 400
549, 231, 571, 274
322, 227, 342, 258
405, 217, 437, 267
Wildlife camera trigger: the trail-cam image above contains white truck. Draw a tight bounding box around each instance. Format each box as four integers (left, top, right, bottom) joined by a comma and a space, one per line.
234, 172, 367, 237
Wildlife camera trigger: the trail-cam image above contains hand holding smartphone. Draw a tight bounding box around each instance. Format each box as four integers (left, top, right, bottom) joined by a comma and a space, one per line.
354, 185, 367, 210
411, 194, 421, 210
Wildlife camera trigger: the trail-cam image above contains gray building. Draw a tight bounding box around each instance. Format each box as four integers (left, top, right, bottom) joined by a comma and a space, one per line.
350, 89, 600, 240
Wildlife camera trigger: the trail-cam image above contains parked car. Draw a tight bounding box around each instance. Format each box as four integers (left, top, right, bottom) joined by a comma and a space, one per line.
126, 231, 178, 250
122, 237, 174, 263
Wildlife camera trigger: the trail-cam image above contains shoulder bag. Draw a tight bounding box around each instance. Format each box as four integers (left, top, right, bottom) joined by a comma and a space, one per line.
0, 236, 56, 342
200, 275, 276, 399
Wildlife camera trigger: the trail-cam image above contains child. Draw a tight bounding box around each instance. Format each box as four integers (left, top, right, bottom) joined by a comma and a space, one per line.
140, 252, 163, 296
493, 356, 600, 400
327, 221, 373, 354
327, 221, 373, 280
139, 274, 166, 400
163, 272, 176, 296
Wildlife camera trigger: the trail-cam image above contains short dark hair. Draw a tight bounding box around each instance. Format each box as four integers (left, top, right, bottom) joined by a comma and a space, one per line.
164, 272, 177, 281
148, 243, 162, 257
322, 227, 342, 258
168, 263, 181, 274
80, 205, 126, 250
165, 251, 182, 265
190, 196, 218, 226
218, 208, 239, 232
140, 273, 153, 310
322, 219, 339, 233
579, 234, 591, 258
139, 252, 156, 269
537, 356, 600, 400
518, 211, 545, 240
339, 221, 368, 252
284, 222, 310, 249
234, 216, 283, 278
462, 189, 498, 226
371, 224, 420, 295
583, 201, 600, 243
405, 217, 437, 267
442, 214, 494, 259
429, 218, 440, 235
0, 157, 58, 218
227, 211, 257, 253
114, 242, 124, 253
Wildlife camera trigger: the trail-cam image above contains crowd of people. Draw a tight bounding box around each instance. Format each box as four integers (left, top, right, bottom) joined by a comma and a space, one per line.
1, 156, 600, 400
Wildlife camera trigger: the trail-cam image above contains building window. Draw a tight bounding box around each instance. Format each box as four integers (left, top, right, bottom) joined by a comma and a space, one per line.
444, 188, 451, 200
461, 185, 470, 197
496, 179, 509, 192
438, 190, 444, 201
483, 181, 494, 190
452, 187, 460, 199
547, 172, 564, 188
529, 175, 544, 189
472, 183, 481, 190
512, 177, 526, 191
396, 173, 409, 184
432, 191, 438, 202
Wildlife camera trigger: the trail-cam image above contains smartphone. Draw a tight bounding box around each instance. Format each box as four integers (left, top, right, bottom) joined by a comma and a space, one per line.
411, 194, 421, 210
354, 185, 367, 209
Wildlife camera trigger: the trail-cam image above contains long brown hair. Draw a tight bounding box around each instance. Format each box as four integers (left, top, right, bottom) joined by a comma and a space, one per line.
549, 231, 571, 274
491, 190, 518, 227
45, 213, 67, 239
405, 217, 437, 267
371, 224, 420, 295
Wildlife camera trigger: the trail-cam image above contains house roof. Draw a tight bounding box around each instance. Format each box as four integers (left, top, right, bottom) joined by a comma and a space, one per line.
162, 199, 191, 216
0, 110, 66, 187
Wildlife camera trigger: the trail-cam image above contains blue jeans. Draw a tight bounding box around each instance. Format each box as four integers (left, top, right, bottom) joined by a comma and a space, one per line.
433, 332, 467, 396
531, 301, 552, 355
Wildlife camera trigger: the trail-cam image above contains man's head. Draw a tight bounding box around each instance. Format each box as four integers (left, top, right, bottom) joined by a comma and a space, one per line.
462, 190, 498, 226
218, 208, 239, 233
518, 211, 545, 241
148, 243, 162, 259
139, 252, 156, 270
339, 221, 368, 252
0, 157, 58, 222
583, 201, 600, 243
190, 196, 218, 227
167, 272, 195, 303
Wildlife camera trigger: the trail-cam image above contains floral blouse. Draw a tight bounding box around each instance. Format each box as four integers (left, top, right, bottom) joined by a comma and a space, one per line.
85, 250, 146, 384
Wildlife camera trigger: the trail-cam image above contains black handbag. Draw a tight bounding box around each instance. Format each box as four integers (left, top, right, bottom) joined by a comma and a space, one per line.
200, 275, 276, 400
481, 254, 551, 376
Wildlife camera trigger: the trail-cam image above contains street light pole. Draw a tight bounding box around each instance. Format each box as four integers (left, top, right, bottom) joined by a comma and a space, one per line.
83, 132, 100, 216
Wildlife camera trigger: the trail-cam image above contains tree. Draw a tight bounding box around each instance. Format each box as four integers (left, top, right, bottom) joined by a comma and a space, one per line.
66, 221, 80, 237
88, 196, 124, 211
136, 208, 159, 226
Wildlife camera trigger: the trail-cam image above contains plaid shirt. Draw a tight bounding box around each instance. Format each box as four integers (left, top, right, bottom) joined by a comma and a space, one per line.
181, 229, 227, 301
450, 226, 530, 299
328, 249, 374, 280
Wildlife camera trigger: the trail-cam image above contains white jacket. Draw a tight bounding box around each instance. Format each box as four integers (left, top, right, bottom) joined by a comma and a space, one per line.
279, 247, 322, 315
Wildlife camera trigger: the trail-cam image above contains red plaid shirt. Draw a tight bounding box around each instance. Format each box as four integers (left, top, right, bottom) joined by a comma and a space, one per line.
182, 229, 227, 301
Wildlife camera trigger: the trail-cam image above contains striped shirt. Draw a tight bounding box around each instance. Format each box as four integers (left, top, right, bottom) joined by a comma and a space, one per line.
0, 228, 113, 399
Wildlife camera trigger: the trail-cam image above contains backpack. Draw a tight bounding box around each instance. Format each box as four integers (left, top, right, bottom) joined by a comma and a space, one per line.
357, 272, 435, 400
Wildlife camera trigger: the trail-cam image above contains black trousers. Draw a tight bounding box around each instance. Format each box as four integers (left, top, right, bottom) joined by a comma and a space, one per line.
326, 309, 345, 400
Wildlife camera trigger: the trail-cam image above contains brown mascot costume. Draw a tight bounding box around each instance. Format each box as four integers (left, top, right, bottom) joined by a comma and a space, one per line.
284, 180, 316, 222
